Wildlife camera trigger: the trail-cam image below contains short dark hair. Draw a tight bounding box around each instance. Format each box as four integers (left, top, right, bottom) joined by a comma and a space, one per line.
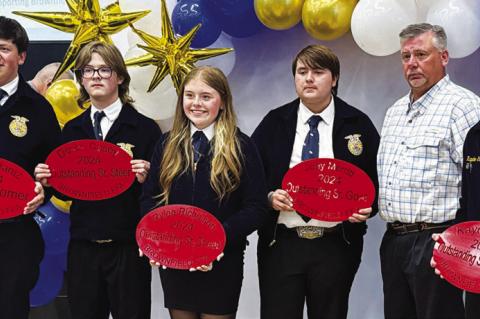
292, 45, 340, 96
0, 16, 29, 53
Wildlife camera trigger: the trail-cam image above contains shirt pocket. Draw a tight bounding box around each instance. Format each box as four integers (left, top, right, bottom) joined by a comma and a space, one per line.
399, 135, 441, 189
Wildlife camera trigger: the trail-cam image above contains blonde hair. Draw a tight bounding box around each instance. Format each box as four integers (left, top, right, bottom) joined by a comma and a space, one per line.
159, 66, 242, 204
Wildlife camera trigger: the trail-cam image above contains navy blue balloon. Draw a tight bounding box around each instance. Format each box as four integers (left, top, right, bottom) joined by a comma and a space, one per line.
172, 0, 221, 48
207, 0, 264, 38
35, 201, 70, 255
30, 254, 64, 307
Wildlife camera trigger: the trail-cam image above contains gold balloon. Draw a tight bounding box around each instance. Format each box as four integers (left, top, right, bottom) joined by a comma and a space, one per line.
44, 79, 85, 128
254, 0, 304, 30
50, 196, 72, 213
125, 0, 233, 93
14, 0, 150, 81
302, 0, 357, 41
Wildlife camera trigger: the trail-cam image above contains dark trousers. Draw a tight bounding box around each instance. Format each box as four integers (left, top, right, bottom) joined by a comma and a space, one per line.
258, 225, 363, 319
380, 228, 464, 319
67, 240, 152, 319
466, 292, 480, 319
0, 216, 44, 319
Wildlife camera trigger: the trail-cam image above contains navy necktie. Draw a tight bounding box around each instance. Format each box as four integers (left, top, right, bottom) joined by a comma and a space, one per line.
192, 131, 208, 163
93, 111, 106, 140
300, 115, 322, 222
0, 89, 8, 105
302, 115, 322, 161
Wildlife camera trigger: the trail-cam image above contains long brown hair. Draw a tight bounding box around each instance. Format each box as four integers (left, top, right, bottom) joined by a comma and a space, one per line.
158, 66, 242, 204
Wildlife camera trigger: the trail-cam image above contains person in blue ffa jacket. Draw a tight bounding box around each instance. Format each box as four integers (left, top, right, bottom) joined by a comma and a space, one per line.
0, 16, 61, 319
251, 45, 379, 319
431, 120, 480, 319
140, 66, 268, 319
35, 41, 161, 319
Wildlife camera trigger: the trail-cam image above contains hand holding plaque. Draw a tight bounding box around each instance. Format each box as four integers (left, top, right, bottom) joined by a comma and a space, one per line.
432, 221, 480, 293
136, 204, 226, 270
281, 158, 375, 222
45, 140, 135, 200
0, 158, 37, 219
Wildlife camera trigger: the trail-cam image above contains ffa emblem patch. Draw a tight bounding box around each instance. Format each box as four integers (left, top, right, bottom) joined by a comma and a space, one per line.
9, 115, 29, 137
345, 134, 363, 156
117, 143, 135, 157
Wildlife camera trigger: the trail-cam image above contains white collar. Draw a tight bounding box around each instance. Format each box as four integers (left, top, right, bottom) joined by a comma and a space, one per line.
298, 97, 335, 126
0, 75, 20, 96
90, 98, 122, 122
190, 122, 215, 141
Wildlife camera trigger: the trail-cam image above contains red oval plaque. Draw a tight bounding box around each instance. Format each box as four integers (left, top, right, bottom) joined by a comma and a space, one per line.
46, 140, 135, 201
136, 204, 226, 270
0, 158, 36, 219
433, 221, 480, 293
281, 158, 375, 222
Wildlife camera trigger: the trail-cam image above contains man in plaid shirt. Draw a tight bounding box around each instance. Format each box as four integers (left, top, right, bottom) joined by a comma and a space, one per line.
377, 23, 480, 319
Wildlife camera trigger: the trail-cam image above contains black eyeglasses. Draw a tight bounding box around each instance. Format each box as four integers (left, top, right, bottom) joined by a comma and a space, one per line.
79, 66, 113, 79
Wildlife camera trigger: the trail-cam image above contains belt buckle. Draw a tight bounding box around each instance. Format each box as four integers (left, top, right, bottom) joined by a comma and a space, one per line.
296, 226, 324, 239
94, 239, 113, 244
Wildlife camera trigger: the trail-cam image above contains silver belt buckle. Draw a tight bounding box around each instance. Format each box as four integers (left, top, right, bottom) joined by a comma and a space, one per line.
295, 226, 324, 239
94, 239, 113, 243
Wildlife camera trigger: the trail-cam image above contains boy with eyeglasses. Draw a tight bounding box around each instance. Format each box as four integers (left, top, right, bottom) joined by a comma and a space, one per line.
35, 41, 161, 319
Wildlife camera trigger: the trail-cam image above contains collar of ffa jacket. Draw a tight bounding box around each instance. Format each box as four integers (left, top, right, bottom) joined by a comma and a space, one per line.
279, 97, 364, 129
0, 75, 46, 116
77, 103, 140, 138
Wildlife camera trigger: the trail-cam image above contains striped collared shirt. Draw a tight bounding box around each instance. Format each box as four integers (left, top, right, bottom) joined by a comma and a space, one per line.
377, 75, 480, 223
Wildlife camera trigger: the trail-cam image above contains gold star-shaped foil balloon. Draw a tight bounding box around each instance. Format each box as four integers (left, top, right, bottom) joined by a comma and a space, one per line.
125, 0, 233, 93
13, 0, 150, 81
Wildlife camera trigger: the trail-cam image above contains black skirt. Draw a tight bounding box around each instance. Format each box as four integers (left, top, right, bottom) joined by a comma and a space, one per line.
159, 250, 244, 315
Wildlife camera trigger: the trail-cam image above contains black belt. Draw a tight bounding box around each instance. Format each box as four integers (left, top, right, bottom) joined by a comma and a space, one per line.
387, 221, 452, 235
278, 223, 340, 239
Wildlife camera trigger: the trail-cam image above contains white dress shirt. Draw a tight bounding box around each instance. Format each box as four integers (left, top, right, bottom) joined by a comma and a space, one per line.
0, 75, 19, 106
190, 122, 215, 141
90, 98, 123, 139
278, 98, 340, 228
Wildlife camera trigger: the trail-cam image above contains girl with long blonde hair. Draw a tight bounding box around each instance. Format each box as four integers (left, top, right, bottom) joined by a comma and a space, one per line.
141, 66, 267, 319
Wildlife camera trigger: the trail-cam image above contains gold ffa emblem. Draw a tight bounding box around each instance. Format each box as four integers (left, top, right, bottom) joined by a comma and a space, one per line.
345, 134, 363, 156
117, 143, 135, 157
9, 115, 29, 137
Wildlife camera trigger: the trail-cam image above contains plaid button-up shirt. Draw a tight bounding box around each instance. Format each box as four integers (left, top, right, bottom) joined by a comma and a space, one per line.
377, 75, 480, 223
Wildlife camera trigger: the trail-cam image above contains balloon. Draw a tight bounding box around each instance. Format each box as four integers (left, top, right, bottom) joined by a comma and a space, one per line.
14, 0, 149, 82
124, 0, 232, 93
29, 255, 64, 307
126, 46, 178, 131
254, 0, 304, 30
172, 0, 222, 48
351, 0, 418, 56
426, 0, 480, 58
208, 0, 265, 37
121, 0, 178, 48
44, 79, 85, 128
35, 201, 71, 255
197, 33, 236, 77
302, 0, 358, 41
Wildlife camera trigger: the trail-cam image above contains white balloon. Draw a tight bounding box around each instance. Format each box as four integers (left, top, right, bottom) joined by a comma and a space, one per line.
125, 46, 178, 130
119, 0, 177, 47
351, 0, 418, 56
196, 33, 236, 77
426, 0, 480, 58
